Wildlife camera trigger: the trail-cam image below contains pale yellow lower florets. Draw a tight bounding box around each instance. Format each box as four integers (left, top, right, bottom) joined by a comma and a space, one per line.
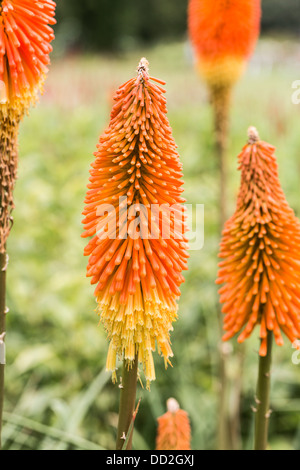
97, 282, 178, 388
0, 74, 46, 117
197, 55, 246, 89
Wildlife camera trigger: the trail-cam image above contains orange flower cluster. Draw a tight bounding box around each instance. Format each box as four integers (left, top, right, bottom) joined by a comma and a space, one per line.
216, 127, 300, 356
0, 0, 56, 113
156, 398, 191, 450
188, 0, 261, 88
82, 59, 189, 386
0, 0, 56, 251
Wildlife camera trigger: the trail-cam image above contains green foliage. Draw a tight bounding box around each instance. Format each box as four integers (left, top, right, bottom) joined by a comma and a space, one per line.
262, 0, 300, 33
54, 0, 300, 54
54, 0, 187, 54
3, 39, 300, 450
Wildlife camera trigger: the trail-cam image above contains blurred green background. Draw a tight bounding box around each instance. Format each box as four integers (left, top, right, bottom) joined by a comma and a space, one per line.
53, 0, 300, 54
2, 0, 300, 451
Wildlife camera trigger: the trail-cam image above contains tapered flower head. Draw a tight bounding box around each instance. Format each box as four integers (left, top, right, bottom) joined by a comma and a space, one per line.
82, 59, 189, 386
0, 0, 56, 114
0, 0, 56, 252
216, 127, 300, 356
188, 0, 261, 89
156, 398, 191, 450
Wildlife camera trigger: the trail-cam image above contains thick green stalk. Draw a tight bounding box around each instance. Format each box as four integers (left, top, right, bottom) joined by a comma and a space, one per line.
0, 109, 20, 450
254, 332, 273, 451
211, 84, 243, 450
116, 356, 138, 450
0, 251, 7, 450
210, 84, 231, 229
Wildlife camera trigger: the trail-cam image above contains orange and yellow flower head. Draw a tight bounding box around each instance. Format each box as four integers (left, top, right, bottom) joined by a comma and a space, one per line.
0, 0, 56, 252
82, 59, 189, 387
0, 0, 56, 114
156, 398, 191, 451
216, 127, 300, 356
188, 0, 261, 89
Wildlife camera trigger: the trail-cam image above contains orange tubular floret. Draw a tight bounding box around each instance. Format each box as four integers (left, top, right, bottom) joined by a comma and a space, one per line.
0, 0, 56, 113
216, 127, 300, 356
188, 0, 261, 88
82, 59, 189, 386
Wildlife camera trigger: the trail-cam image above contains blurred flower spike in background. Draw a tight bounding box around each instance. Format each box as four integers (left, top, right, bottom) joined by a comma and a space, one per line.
156, 398, 191, 450
188, 0, 261, 89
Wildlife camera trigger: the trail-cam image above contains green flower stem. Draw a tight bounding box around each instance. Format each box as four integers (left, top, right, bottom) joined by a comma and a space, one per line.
254, 331, 273, 451
211, 84, 243, 450
116, 356, 138, 450
210, 84, 231, 228
0, 251, 7, 450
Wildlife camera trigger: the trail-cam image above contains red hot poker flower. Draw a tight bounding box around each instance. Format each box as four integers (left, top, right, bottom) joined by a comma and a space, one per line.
216, 127, 300, 356
0, 0, 56, 251
156, 398, 191, 451
188, 0, 261, 89
82, 59, 189, 387
0, 0, 56, 113
188, 0, 261, 231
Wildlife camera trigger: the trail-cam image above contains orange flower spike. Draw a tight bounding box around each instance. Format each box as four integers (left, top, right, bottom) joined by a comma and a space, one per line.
156, 398, 191, 451
188, 0, 261, 89
216, 127, 300, 356
0, 0, 56, 114
0, 0, 56, 251
82, 59, 189, 387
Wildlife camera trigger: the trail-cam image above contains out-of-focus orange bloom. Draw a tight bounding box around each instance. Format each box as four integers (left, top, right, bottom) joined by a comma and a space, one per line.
156, 398, 191, 450
82, 59, 189, 387
216, 127, 300, 356
188, 0, 261, 88
0, 0, 56, 113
